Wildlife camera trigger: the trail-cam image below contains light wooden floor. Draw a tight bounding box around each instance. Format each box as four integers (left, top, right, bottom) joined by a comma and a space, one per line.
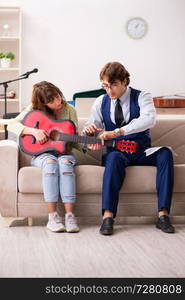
0, 217, 185, 278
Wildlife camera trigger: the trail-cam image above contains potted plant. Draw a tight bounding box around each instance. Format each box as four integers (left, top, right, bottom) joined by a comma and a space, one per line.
0, 52, 15, 68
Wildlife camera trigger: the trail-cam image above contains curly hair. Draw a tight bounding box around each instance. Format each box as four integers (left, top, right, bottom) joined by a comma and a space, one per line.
31, 81, 66, 117
100, 62, 130, 86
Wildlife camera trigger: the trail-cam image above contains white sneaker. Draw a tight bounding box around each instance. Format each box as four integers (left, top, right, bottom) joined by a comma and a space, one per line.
65, 212, 79, 233
46, 212, 65, 232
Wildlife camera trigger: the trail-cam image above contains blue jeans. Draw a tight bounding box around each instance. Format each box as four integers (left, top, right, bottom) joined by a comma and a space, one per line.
31, 153, 76, 203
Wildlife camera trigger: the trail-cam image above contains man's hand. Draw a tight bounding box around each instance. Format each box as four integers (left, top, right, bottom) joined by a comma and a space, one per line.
84, 124, 103, 150
87, 130, 116, 149
87, 143, 102, 150
99, 128, 125, 145
99, 131, 115, 145
83, 124, 103, 136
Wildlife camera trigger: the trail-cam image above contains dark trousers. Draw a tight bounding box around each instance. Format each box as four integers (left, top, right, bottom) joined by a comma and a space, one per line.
102, 147, 174, 218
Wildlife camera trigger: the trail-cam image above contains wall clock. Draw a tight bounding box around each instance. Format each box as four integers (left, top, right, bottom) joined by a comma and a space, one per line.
126, 17, 148, 39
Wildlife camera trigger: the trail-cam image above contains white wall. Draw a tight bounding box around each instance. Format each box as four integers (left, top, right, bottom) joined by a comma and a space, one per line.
1, 0, 185, 107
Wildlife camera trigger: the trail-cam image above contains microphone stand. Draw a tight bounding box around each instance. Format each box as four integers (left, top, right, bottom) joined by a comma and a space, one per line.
0, 73, 30, 139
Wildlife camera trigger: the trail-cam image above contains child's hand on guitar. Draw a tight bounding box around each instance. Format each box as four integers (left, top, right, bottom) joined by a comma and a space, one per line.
33, 128, 49, 144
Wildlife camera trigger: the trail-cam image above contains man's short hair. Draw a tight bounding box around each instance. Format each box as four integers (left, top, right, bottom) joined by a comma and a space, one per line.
100, 62, 130, 86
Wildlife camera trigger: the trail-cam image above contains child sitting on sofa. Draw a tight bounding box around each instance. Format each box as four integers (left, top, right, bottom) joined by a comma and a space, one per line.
7, 81, 80, 233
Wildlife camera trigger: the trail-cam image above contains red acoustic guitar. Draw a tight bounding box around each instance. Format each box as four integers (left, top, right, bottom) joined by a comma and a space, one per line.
19, 110, 139, 155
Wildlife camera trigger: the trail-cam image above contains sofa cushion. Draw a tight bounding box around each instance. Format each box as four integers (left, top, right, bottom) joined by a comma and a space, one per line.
18, 164, 185, 194
18, 167, 42, 193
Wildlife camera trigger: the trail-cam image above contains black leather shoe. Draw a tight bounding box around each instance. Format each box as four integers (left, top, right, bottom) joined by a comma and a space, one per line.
156, 215, 175, 233
99, 217, 114, 235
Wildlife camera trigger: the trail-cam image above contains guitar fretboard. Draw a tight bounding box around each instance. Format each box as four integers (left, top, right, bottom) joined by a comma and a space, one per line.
58, 132, 113, 146
59, 132, 100, 144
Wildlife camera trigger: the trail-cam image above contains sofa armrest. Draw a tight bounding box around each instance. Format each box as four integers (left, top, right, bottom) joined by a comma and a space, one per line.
0, 140, 19, 216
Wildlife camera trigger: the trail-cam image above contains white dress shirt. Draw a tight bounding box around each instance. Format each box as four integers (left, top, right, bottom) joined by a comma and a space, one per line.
85, 87, 167, 156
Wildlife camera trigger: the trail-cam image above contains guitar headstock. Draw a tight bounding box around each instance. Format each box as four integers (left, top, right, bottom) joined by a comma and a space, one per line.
116, 140, 138, 153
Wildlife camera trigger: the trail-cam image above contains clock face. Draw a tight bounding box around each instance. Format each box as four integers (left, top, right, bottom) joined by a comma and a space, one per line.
126, 17, 147, 39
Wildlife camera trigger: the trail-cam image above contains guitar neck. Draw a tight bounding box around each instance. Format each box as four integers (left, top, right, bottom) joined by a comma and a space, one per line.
58, 132, 113, 146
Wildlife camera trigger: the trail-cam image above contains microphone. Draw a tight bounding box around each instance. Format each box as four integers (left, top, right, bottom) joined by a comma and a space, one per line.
21, 68, 38, 77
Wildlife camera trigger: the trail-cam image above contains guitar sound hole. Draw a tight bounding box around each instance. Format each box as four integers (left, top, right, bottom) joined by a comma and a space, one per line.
50, 130, 61, 141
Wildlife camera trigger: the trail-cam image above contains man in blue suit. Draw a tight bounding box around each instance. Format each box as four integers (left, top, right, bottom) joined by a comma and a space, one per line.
84, 61, 174, 235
